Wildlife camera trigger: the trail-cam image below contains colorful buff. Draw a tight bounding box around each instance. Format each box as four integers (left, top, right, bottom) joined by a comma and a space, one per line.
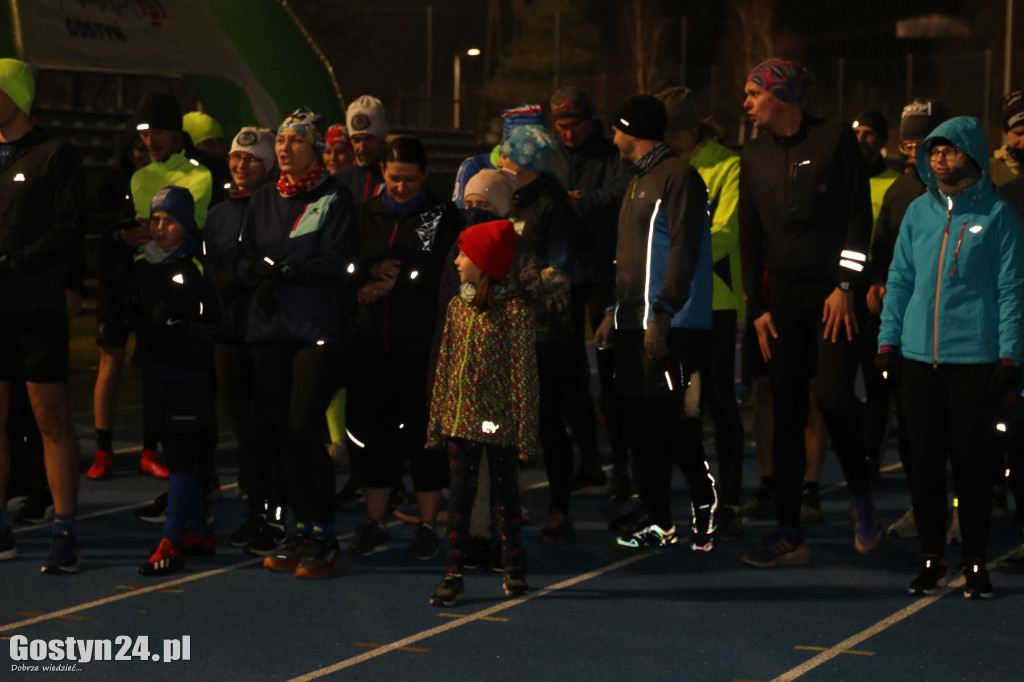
278, 106, 325, 154
326, 123, 351, 150
747, 59, 814, 104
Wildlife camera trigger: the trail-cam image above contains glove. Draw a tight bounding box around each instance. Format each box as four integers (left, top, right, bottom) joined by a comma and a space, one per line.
644, 311, 671, 360
873, 349, 901, 384
592, 313, 615, 350
991, 362, 1021, 394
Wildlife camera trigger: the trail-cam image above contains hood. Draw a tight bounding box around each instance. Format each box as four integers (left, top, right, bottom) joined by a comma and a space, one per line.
917, 116, 990, 195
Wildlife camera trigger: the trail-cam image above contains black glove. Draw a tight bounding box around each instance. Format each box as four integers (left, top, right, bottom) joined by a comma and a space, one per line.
991, 363, 1021, 394
248, 257, 284, 285
873, 350, 902, 384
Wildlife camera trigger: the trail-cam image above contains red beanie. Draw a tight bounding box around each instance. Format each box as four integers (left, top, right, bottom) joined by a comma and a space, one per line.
457, 219, 517, 281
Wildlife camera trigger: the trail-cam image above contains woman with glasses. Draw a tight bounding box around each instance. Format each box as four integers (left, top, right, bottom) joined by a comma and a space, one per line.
876, 116, 1024, 599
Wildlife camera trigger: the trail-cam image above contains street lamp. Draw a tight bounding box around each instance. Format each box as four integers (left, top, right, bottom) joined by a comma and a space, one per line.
453, 48, 481, 129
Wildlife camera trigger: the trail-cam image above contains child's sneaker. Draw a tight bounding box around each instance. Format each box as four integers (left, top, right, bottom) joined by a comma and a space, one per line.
429, 572, 465, 607
502, 565, 529, 597
539, 508, 574, 544
614, 522, 678, 551
963, 562, 993, 599
908, 555, 948, 595
740, 527, 810, 568
348, 519, 390, 556
138, 538, 182, 576
295, 536, 343, 579
243, 518, 288, 557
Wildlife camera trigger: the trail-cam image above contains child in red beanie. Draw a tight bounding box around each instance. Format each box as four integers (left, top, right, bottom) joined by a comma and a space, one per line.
426, 219, 538, 606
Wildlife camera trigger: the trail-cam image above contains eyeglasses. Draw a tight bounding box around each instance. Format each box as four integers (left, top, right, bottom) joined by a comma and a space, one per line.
898, 141, 919, 155
929, 146, 963, 162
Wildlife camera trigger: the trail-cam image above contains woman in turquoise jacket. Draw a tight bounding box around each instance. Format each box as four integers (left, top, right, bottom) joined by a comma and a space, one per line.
877, 116, 1024, 599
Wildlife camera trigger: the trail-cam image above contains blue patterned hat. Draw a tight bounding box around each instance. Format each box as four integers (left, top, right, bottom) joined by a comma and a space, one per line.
500, 124, 556, 173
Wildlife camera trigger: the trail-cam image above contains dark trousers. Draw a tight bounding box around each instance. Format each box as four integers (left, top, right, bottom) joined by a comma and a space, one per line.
250, 343, 343, 524
215, 342, 263, 514
536, 341, 582, 511
901, 359, 998, 562
698, 310, 745, 505
615, 328, 717, 529
767, 303, 869, 529
445, 438, 523, 574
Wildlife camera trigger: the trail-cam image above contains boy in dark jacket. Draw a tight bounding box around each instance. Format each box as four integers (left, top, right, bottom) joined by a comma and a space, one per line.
130, 186, 222, 576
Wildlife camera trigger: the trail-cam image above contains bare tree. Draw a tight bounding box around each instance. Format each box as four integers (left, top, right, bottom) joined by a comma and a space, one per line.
622, 0, 670, 94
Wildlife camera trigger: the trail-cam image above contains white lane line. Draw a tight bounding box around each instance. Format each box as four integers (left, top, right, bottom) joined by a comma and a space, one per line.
287, 553, 649, 681
770, 551, 1015, 682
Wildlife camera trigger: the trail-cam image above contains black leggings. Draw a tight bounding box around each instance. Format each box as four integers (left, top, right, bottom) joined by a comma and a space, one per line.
216, 342, 264, 514
615, 329, 717, 529
901, 359, 998, 562
698, 310, 745, 505
767, 304, 869, 529
250, 343, 343, 525
444, 438, 523, 573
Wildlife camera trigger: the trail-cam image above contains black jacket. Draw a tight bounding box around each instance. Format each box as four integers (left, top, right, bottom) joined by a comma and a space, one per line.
0, 128, 82, 313
738, 114, 872, 319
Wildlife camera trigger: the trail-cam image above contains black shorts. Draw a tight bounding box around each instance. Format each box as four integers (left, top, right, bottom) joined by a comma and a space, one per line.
740, 319, 768, 386
96, 285, 131, 348
0, 308, 70, 384
142, 377, 215, 435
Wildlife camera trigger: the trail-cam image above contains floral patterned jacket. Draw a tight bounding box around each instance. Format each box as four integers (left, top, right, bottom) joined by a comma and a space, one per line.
426, 292, 538, 458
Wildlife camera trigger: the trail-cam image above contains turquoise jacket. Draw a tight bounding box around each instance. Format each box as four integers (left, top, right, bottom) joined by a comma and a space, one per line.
878, 116, 1024, 365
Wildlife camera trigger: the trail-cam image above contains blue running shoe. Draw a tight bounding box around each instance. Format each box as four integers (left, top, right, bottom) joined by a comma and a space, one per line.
41, 535, 79, 574
740, 527, 810, 568
851, 495, 885, 553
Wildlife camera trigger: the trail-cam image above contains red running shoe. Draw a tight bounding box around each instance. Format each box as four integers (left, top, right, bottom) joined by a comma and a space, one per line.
139, 449, 170, 479
86, 450, 114, 480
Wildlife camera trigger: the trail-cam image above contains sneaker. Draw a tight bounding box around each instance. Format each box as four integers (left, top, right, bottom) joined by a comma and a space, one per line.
41, 535, 80, 574
243, 519, 288, 557
295, 536, 343, 579
608, 496, 649, 532
741, 483, 775, 518
429, 572, 465, 607
995, 543, 1024, 574
740, 528, 811, 568
615, 522, 678, 551
86, 449, 114, 480
502, 565, 529, 597
963, 562, 994, 599
571, 466, 608, 493
133, 492, 168, 524
691, 502, 717, 552
715, 504, 744, 541
138, 448, 170, 479
179, 530, 216, 556
908, 555, 948, 595
947, 506, 962, 545
15, 488, 54, 525
138, 538, 184, 576
406, 523, 439, 560
851, 496, 885, 553
224, 514, 264, 549
539, 508, 574, 544
348, 519, 390, 556
887, 507, 917, 539
0, 526, 17, 560
800, 487, 824, 524
394, 498, 449, 525
263, 534, 312, 573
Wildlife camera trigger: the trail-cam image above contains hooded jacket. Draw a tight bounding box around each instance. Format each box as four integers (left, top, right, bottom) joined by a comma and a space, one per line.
878, 116, 1024, 365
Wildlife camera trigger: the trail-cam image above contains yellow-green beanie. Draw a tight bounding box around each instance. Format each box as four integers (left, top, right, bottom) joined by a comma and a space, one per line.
0, 58, 34, 115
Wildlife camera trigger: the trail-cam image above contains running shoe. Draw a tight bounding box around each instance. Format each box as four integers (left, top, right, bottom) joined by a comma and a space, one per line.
741, 483, 775, 518
263, 534, 313, 573
179, 529, 216, 556
608, 496, 648, 532
800, 486, 824, 524
295, 536, 342, 579
429, 572, 465, 607
243, 519, 288, 557
348, 519, 390, 556
851, 495, 885, 553
614, 522, 678, 551
138, 538, 183, 576
138, 448, 170, 479
908, 555, 948, 595
740, 527, 811, 568
133, 492, 168, 524
539, 508, 574, 544
963, 562, 994, 599
715, 504, 744, 541
224, 514, 264, 549
41, 534, 80, 574
86, 449, 114, 480
406, 523, 439, 560
502, 565, 529, 597
691, 502, 717, 552
15, 488, 53, 525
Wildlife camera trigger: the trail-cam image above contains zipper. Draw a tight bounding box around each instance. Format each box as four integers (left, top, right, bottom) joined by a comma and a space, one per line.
932, 202, 954, 367
452, 308, 476, 432
383, 221, 399, 351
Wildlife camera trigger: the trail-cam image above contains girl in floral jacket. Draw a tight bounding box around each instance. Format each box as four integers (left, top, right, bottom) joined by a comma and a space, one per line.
426, 219, 538, 606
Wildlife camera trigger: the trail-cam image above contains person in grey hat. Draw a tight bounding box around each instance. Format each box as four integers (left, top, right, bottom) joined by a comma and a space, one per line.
336, 95, 389, 203
989, 90, 1024, 186
546, 86, 631, 498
